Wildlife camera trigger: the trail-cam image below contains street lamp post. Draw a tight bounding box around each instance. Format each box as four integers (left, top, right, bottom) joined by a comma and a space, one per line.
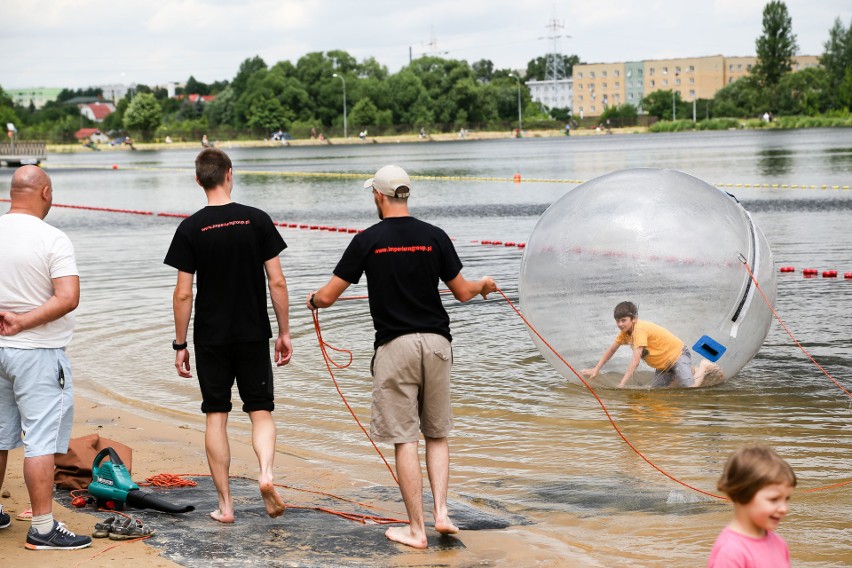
672, 90, 676, 121
332, 73, 347, 139
508, 73, 522, 136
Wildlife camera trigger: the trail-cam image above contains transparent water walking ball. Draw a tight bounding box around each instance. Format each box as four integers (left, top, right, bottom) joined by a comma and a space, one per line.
519, 168, 775, 388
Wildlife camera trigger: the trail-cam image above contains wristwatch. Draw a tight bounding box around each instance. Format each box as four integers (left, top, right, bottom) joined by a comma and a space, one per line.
172, 340, 188, 351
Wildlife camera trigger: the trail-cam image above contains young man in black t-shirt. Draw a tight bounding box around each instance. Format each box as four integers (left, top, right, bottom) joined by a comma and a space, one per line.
164, 148, 292, 524
308, 165, 496, 549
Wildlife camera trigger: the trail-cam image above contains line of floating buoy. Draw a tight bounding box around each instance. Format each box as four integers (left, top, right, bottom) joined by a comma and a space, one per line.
53, 203, 154, 216
783, 267, 851, 279
276, 223, 361, 233
40, 164, 852, 189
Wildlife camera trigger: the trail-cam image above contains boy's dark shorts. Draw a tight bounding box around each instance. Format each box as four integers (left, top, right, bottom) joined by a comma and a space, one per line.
195, 340, 274, 413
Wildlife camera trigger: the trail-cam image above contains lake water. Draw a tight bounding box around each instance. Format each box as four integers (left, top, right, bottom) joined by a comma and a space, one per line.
2, 128, 850, 566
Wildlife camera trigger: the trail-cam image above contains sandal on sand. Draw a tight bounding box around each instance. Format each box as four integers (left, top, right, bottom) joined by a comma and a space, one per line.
16, 507, 32, 521
109, 517, 156, 540
92, 515, 117, 538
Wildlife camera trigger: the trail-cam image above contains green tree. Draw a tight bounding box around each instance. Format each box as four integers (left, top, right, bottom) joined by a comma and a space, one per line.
386, 70, 432, 126
123, 92, 162, 139
183, 75, 210, 96
820, 17, 852, 109
349, 98, 378, 127
205, 86, 237, 128
246, 95, 291, 132
752, 1, 798, 88
0, 85, 19, 129
641, 89, 687, 120
711, 76, 761, 117
472, 59, 494, 82
231, 56, 267, 100
775, 67, 830, 115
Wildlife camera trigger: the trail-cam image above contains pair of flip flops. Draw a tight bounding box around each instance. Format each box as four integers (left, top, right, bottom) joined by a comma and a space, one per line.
93, 516, 156, 540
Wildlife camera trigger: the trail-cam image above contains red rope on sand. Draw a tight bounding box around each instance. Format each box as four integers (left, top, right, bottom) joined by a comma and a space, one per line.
141, 473, 407, 524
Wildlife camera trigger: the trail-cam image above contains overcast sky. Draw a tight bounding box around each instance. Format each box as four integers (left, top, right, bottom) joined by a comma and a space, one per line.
2, 0, 849, 90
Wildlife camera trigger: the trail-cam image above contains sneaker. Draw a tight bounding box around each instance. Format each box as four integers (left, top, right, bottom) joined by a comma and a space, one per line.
25, 520, 92, 550
0, 505, 10, 530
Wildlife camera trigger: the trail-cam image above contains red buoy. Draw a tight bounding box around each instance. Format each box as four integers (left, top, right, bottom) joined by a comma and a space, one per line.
845, 272, 852, 279
822, 270, 838, 278
779, 266, 795, 273
112, 164, 118, 170
802, 268, 818, 276
513, 173, 521, 183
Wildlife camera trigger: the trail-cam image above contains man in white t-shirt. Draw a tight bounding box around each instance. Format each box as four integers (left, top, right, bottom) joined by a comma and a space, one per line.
0, 165, 91, 550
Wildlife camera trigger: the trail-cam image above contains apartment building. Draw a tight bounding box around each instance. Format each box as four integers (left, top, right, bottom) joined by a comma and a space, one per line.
572, 55, 821, 118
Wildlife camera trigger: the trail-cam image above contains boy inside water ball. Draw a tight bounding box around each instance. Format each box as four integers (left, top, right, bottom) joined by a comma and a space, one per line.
582, 301, 724, 388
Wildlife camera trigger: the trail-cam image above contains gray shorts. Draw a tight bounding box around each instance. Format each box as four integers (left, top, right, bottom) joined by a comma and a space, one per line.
0, 347, 74, 457
370, 333, 453, 444
652, 346, 695, 388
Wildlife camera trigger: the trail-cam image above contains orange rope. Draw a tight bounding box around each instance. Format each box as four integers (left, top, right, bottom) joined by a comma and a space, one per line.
740, 258, 852, 399
139, 473, 198, 487
493, 286, 728, 500
310, 309, 399, 485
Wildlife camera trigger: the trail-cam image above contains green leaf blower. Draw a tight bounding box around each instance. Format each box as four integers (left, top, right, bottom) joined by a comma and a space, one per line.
87, 447, 195, 513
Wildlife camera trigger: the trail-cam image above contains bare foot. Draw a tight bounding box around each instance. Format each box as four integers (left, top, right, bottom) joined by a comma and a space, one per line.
385, 525, 428, 549
260, 482, 286, 518
434, 516, 459, 535
210, 509, 234, 523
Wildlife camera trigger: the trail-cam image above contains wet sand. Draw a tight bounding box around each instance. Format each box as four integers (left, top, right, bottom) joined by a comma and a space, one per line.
0, 389, 574, 567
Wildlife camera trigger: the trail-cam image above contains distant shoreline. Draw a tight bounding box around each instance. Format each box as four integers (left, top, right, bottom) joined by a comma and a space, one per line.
48, 126, 646, 154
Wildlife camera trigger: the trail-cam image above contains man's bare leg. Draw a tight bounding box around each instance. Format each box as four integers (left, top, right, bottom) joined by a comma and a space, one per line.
248, 410, 285, 518
425, 436, 458, 534
205, 412, 234, 523
385, 441, 428, 549
23, 454, 54, 517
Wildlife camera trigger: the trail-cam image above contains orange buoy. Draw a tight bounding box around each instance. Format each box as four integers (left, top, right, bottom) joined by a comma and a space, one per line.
513, 173, 521, 183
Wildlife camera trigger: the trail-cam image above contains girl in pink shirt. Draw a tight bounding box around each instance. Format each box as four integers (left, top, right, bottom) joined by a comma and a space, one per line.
708, 445, 796, 568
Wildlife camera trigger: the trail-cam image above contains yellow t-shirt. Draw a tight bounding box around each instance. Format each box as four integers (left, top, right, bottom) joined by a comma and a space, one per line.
615, 320, 684, 370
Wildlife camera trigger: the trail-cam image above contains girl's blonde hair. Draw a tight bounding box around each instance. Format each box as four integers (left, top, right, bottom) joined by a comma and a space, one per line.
717, 445, 797, 504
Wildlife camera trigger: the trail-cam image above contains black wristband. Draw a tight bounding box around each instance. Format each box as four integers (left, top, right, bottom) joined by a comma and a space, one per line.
172, 340, 188, 351
309, 293, 318, 309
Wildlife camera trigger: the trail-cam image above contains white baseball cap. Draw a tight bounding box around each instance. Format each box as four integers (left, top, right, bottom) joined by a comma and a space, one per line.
364, 165, 411, 198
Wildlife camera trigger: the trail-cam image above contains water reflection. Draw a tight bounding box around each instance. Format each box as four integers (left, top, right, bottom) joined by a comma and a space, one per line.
757, 147, 794, 176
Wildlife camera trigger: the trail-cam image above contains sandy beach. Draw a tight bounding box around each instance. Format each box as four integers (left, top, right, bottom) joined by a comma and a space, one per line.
1, 386, 571, 567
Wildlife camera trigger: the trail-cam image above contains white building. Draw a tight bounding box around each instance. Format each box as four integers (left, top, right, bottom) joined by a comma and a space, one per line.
526, 78, 573, 111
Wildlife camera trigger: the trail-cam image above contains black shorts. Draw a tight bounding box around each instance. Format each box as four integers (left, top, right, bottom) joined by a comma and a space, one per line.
195, 340, 274, 413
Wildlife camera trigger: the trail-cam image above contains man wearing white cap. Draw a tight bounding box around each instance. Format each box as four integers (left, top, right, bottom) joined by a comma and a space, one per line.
308, 164, 496, 549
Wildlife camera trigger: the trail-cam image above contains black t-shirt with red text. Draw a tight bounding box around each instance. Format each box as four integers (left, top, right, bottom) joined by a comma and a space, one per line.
164, 202, 286, 345
334, 216, 462, 349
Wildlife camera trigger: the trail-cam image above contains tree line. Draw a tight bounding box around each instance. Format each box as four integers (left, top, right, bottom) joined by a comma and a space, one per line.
1, 1, 849, 143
